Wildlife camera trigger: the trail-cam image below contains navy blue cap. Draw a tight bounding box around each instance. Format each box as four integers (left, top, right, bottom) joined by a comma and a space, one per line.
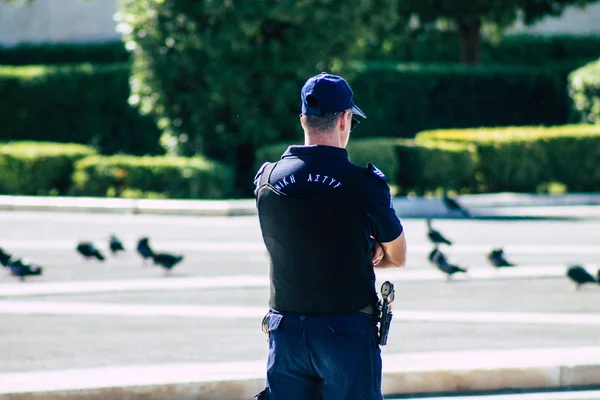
301, 72, 366, 119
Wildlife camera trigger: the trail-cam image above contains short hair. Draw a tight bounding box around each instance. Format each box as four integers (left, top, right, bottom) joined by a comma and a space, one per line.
302, 110, 348, 134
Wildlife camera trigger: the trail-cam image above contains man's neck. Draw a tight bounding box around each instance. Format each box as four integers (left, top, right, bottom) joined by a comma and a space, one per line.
304, 133, 342, 148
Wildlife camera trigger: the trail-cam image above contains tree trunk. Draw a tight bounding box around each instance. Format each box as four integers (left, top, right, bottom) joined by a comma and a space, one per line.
458, 18, 482, 64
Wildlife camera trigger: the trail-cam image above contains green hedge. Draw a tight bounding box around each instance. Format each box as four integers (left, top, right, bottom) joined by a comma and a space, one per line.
255, 138, 476, 195
71, 155, 235, 199
2, 35, 597, 67
569, 58, 600, 124
0, 42, 129, 65
346, 62, 575, 139
371, 32, 600, 64
0, 63, 162, 156
0, 142, 96, 195
416, 125, 600, 192
396, 140, 477, 195
482, 35, 600, 66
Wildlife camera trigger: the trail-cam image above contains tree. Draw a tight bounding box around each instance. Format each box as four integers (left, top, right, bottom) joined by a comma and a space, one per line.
116, 0, 400, 193
398, 0, 600, 64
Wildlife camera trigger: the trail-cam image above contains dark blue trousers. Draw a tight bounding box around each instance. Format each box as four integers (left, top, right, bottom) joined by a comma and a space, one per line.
263, 312, 383, 400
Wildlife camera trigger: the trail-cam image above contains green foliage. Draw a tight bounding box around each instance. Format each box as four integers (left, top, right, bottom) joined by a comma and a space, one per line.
0, 63, 163, 155
347, 62, 570, 138
0, 141, 96, 195
569, 58, 600, 124
416, 125, 600, 192
396, 140, 477, 195
0, 42, 129, 65
71, 154, 235, 199
116, 0, 401, 193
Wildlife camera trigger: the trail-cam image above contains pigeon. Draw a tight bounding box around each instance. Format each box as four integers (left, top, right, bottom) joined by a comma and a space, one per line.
487, 248, 516, 268
442, 195, 471, 218
426, 219, 452, 246
566, 265, 596, 290
152, 253, 183, 275
136, 237, 155, 263
109, 235, 125, 255
8, 259, 43, 282
76, 242, 105, 261
428, 248, 467, 281
0, 247, 12, 267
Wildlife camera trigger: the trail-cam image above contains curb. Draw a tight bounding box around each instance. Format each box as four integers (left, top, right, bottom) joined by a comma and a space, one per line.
0, 196, 257, 217
1, 194, 600, 218
1, 347, 600, 400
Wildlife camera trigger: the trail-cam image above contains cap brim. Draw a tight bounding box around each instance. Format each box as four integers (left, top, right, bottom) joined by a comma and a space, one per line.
352, 104, 366, 119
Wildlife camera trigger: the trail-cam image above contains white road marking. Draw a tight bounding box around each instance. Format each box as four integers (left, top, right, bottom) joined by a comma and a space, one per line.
1, 300, 599, 326
1, 240, 599, 255
2, 346, 600, 395
0, 301, 266, 318
0, 274, 269, 297
0, 266, 587, 297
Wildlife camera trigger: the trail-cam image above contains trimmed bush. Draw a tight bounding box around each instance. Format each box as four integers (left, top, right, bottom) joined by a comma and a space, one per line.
370, 33, 600, 65
0, 63, 162, 156
255, 138, 476, 195
347, 62, 572, 138
396, 140, 477, 195
569, 58, 600, 124
416, 125, 600, 192
482, 35, 600, 65
415, 124, 600, 142
71, 155, 235, 199
0, 142, 96, 195
0, 41, 129, 65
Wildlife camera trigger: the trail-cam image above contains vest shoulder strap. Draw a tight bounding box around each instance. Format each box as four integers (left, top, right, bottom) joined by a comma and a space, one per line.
259, 162, 278, 187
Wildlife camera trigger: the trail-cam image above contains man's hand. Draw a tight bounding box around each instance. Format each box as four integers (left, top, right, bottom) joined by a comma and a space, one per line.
371, 238, 384, 266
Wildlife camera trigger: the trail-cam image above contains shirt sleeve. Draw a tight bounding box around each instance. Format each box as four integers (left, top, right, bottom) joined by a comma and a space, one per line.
362, 164, 403, 243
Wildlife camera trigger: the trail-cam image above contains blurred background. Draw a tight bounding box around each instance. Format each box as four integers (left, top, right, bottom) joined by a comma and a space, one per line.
0, 0, 599, 199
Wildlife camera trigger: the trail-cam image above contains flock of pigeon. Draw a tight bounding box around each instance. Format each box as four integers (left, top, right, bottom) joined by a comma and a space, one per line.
1, 236, 184, 282
425, 218, 600, 290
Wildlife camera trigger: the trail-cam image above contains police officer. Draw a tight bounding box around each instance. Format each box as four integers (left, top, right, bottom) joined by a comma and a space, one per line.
254, 72, 407, 400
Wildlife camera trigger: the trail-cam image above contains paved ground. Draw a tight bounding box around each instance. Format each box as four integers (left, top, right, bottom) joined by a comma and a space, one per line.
1, 211, 600, 374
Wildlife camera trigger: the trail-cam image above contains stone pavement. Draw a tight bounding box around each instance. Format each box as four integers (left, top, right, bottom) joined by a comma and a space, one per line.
1, 211, 600, 398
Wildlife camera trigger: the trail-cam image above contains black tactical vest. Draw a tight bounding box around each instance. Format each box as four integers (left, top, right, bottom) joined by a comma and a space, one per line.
256, 162, 377, 314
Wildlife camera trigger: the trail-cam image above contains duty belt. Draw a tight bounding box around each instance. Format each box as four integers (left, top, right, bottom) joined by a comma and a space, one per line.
261, 282, 395, 344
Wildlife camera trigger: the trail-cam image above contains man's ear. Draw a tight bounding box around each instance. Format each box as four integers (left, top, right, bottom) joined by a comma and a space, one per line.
339, 110, 350, 132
